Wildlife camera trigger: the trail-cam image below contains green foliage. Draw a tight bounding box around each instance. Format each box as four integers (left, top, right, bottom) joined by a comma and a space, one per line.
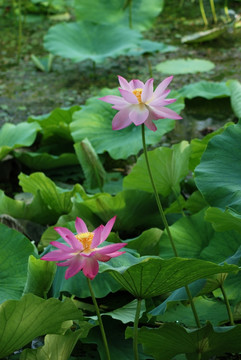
156, 58, 215, 75
74, 0, 164, 31
44, 22, 142, 63
0, 122, 40, 160
179, 81, 230, 99
0, 224, 36, 304
0, 294, 83, 358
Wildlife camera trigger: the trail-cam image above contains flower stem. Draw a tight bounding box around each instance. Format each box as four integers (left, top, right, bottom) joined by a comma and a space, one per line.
220, 282, 234, 326
209, 0, 217, 24
141, 124, 201, 329
87, 278, 111, 360
133, 298, 142, 360
199, 0, 208, 26
128, 0, 132, 29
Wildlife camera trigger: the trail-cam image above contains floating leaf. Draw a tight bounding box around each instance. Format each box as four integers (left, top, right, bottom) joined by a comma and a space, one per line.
181, 26, 226, 44
156, 58, 215, 75
124, 39, 177, 56
44, 22, 142, 63
0, 294, 83, 358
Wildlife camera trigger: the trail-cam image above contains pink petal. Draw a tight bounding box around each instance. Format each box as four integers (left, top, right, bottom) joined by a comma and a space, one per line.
54, 227, 82, 250
112, 107, 132, 130
50, 241, 72, 252
129, 79, 145, 90
99, 216, 116, 245
129, 107, 149, 125
153, 76, 173, 99
41, 250, 73, 262
91, 224, 104, 248
118, 75, 132, 91
142, 78, 154, 103
99, 95, 127, 105
82, 257, 99, 280
151, 106, 182, 120
93, 242, 127, 255
75, 217, 88, 234
144, 117, 158, 132
119, 88, 139, 104
64, 256, 85, 279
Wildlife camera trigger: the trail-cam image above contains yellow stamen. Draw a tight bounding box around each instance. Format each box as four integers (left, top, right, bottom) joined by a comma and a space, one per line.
132, 88, 143, 103
75, 232, 94, 251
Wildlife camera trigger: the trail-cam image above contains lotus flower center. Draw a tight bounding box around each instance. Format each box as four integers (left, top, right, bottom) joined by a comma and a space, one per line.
75, 232, 94, 250
132, 88, 143, 103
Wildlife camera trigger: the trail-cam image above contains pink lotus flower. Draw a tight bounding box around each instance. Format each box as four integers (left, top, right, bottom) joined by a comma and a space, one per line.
99, 75, 182, 132
41, 216, 126, 280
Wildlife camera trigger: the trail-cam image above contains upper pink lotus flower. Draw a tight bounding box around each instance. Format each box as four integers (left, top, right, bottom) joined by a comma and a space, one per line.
99, 75, 182, 132
41, 216, 126, 280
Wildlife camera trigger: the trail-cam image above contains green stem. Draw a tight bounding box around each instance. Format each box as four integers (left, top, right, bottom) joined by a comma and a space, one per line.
220, 282, 234, 325
133, 298, 142, 360
128, 0, 132, 29
209, 0, 217, 23
141, 124, 201, 328
17, 0, 22, 63
199, 0, 208, 26
87, 278, 111, 360
224, 0, 231, 21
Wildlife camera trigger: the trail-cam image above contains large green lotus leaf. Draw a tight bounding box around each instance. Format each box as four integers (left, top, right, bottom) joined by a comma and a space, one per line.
0, 294, 83, 358
0, 189, 60, 225
205, 207, 241, 234
125, 228, 162, 256
44, 22, 142, 63
59, 190, 162, 235
0, 224, 35, 303
74, 0, 164, 31
189, 123, 232, 171
20, 327, 92, 360
156, 58, 215, 75
159, 210, 241, 261
179, 81, 230, 99
195, 122, 241, 213
18, 172, 83, 217
123, 141, 191, 196
0, 122, 40, 160
227, 80, 241, 119
23, 255, 56, 298
126, 322, 241, 360
156, 297, 231, 327
100, 256, 238, 298
70, 88, 183, 160
28, 106, 80, 142
14, 151, 79, 170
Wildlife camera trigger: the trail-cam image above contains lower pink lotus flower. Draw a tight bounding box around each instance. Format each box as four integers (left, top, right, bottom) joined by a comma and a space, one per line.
41, 216, 126, 280
99, 75, 182, 132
